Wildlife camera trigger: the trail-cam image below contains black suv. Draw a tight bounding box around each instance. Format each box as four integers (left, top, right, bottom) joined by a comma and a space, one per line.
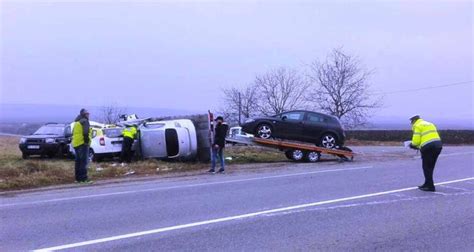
19, 123, 72, 159
241, 110, 346, 148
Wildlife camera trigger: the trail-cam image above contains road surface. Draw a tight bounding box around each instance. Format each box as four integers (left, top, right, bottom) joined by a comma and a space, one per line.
1, 146, 473, 251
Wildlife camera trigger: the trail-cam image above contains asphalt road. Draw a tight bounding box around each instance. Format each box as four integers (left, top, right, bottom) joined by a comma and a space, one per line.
1, 146, 473, 251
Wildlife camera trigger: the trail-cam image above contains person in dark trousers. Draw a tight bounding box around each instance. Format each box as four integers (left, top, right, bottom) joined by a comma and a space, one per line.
120, 124, 137, 166
209, 116, 229, 173
409, 115, 443, 192
72, 108, 92, 183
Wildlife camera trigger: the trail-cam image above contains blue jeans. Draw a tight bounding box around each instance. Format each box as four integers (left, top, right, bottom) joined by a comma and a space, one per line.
211, 147, 225, 171
74, 145, 89, 181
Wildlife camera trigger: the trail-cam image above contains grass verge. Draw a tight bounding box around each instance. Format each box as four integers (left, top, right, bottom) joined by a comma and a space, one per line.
0, 137, 284, 191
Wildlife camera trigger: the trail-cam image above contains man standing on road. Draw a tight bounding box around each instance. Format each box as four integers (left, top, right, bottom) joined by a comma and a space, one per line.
409, 115, 443, 192
72, 108, 92, 183
120, 124, 137, 166
209, 116, 229, 174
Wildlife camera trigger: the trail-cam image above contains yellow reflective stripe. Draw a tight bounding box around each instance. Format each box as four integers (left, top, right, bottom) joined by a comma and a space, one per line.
421, 130, 437, 136
123, 127, 137, 139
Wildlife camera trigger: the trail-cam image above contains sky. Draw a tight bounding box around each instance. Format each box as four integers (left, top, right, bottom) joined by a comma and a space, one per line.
0, 0, 473, 125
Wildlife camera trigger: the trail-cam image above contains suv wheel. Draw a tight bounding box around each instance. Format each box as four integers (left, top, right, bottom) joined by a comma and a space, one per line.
22, 153, 29, 159
284, 150, 293, 160
256, 124, 273, 139
320, 134, 337, 149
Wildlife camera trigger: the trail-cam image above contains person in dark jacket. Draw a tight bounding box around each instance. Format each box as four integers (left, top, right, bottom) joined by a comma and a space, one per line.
209, 116, 229, 173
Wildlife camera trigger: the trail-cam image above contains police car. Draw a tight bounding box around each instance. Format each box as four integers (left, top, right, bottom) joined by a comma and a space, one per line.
69, 124, 125, 162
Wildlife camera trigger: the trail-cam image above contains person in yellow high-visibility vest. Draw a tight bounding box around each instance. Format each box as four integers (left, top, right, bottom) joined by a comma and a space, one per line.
409, 115, 443, 192
120, 124, 138, 166
72, 108, 93, 183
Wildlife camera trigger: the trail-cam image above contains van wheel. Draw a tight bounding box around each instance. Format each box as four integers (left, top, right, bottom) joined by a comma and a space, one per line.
305, 151, 321, 162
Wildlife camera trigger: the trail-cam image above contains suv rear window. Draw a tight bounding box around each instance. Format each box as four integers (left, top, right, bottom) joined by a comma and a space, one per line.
104, 128, 123, 138
326, 116, 341, 126
307, 113, 325, 123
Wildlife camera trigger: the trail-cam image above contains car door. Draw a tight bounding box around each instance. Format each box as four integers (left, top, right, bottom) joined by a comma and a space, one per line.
303, 112, 328, 142
274, 111, 305, 140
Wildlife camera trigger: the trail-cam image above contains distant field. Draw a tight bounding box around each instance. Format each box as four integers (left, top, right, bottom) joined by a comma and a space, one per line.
0, 123, 43, 135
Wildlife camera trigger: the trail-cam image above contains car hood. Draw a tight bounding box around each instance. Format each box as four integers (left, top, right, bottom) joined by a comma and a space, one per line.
24, 134, 63, 139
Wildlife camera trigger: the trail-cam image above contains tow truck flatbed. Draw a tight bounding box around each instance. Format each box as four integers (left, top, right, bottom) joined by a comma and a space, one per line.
226, 136, 354, 162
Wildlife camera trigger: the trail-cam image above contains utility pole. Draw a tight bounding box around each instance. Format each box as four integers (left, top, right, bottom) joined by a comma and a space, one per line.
238, 92, 242, 126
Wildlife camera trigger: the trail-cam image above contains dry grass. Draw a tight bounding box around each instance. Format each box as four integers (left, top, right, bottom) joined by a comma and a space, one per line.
345, 139, 401, 146
0, 136, 283, 191
225, 145, 286, 163
0, 136, 75, 190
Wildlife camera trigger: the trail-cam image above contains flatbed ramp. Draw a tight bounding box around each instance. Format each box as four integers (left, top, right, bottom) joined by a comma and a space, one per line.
227, 136, 354, 162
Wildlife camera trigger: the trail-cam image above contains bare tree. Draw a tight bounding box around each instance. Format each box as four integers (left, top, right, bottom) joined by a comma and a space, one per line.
254, 67, 310, 115
219, 85, 259, 125
307, 48, 381, 128
99, 103, 126, 124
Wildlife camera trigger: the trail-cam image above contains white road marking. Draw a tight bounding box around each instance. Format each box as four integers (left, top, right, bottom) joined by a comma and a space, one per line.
391, 193, 405, 198
412, 151, 474, 159
33, 177, 474, 252
439, 152, 474, 157
263, 190, 474, 217
1, 166, 373, 208
440, 185, 471, 192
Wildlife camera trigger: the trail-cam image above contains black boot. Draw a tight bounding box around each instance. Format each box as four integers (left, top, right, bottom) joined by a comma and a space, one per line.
418, 185, 435, 192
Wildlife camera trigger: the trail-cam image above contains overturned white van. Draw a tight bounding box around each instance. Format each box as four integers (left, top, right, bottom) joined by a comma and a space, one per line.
139, 119, 198, 160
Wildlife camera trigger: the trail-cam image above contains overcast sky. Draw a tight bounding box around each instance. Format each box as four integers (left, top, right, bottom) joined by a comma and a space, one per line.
1, 0, 472, 123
